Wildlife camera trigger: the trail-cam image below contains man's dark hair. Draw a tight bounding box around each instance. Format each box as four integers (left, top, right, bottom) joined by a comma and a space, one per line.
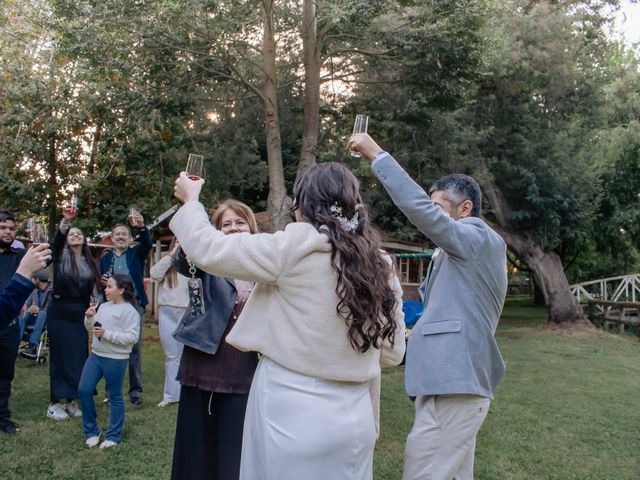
0, 208, 16, 224
429, 174, 482, 217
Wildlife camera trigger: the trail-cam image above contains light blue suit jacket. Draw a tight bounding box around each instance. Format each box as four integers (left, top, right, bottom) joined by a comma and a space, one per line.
372, 153, 507, 399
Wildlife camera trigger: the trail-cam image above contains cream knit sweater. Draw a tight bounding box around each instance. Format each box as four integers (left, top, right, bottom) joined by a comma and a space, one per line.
170, 201, 406, 383
149, 254, 190, 308
84, 302, 140, 360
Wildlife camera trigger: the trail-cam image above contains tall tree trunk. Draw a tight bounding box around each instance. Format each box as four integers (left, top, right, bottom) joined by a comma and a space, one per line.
532, 277, 546, 306
499, 229, 584, 323
87, 120, 102, 176
483, 181, 584, 323
298, 0, 321, 172
261, 0, 290, 231
86, 120, 102, 218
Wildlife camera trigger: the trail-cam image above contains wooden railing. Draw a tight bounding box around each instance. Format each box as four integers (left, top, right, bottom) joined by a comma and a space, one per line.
586, 299, 640, 334
570, 274, 640, 313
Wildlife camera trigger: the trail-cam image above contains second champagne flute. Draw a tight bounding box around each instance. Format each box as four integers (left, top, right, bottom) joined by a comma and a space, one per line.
186, 154, 205, 182
350, 115, 369, 158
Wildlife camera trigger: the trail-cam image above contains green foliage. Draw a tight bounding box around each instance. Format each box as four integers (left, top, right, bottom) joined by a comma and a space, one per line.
1, 0, 639, 282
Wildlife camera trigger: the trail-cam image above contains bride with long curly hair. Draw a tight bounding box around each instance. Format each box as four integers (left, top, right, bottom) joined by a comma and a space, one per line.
170, 162, 406, 480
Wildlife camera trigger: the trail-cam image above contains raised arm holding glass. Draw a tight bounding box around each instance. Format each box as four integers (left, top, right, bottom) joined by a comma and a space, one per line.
46, 203, 102, 421
170, 162, 405, 480
348, 132, 508, 480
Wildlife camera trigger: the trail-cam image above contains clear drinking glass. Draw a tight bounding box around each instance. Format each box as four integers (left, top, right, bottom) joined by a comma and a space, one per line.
27, 218, 35, 241
64, 196, 78, 218
128, 206, 139, 227
186, 154, 205, 181
350, 115, 369, 157
33, 224, 49, 244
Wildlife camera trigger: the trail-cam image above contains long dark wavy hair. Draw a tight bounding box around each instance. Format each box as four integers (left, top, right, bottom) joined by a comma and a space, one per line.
293, 162, 398, 353
55, 227, 101, 286
111, 274, 141, 311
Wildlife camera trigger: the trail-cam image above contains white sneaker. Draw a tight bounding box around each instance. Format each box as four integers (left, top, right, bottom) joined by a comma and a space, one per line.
157, 400, 169, 407
47, 403, 69, 421
85, 435, 100, 448
65, 400, 82, 417
99, 440, 118, 449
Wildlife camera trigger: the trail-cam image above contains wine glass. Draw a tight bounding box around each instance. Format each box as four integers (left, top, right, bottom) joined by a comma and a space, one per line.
350, 115, 369, 158
129, 206, 139, 226
33, 224, 49, 244
90, 294, 99, 309
186, 154, 205, 182
27, 218, 35, 242
64, 195, 78, 218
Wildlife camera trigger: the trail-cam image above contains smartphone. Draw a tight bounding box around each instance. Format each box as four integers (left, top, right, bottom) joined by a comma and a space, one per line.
93, 321, 102, 341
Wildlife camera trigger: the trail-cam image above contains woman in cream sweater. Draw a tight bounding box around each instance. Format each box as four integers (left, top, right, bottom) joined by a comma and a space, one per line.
171, 163, 406, 480
149, 237, 189, 407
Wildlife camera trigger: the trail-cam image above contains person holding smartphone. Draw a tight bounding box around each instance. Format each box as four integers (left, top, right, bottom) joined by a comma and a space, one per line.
79, 274, 140, 448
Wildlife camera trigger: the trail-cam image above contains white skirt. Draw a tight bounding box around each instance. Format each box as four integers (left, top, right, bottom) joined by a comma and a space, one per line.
240, 356, 377, 480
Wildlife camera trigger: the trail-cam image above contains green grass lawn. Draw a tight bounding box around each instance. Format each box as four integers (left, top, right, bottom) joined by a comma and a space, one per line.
2, 297, 640, 479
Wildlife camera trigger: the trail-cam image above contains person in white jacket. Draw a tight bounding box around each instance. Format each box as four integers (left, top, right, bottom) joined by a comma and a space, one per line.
78, 274, 140, 449
150, 238, 189, 407
171, 162, 406, 480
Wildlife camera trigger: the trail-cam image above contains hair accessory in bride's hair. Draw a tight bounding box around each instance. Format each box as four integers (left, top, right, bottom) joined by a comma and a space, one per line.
329, 202, 359, 233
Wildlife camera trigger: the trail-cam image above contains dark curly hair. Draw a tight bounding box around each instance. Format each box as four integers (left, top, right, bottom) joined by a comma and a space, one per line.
293, 162, 398, 353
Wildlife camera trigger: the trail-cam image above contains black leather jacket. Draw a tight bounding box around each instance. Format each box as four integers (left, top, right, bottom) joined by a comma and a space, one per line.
172, 249, 237, 354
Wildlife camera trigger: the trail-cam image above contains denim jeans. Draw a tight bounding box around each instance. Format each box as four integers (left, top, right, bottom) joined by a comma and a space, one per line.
19, 311, 47, 346
78, 353, 128, 443
158, 306, 185, 403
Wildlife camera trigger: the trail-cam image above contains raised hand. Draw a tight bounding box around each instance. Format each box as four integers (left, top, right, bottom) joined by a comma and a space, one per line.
16, 243, 52, 279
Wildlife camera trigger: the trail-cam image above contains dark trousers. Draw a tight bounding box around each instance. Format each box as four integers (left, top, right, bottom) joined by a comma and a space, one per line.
127, 315, 143, 401
0, 323, 19, 421
171, 385, 249, 480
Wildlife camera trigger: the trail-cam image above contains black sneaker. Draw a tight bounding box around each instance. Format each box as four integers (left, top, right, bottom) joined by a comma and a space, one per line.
20, 344, 38, 359
130, 398, 143, 405
0, 419, 20, 435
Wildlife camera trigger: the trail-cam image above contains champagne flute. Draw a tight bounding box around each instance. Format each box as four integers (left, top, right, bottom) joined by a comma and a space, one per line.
27, 218, 35, 242
185, 154, 205, 182
64, 195, 78, 218
90, 294, 99, 309
350, 115, 369, 158
34, 224, 49, 244
129, 206, 139, 227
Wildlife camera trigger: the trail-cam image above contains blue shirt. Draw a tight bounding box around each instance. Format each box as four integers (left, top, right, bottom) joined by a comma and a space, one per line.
113, 254, 130, 276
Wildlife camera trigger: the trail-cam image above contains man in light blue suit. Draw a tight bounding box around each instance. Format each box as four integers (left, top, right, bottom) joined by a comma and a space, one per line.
349, 134, 508, 480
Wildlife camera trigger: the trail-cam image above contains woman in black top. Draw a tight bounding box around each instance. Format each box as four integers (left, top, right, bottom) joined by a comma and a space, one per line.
46, 207, 101, 421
